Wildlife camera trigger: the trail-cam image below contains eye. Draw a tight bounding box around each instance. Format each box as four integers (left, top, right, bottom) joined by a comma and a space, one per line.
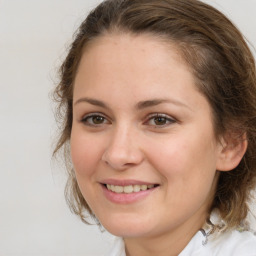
153, 116, 168, 126
81, 113, 109, 126
146, 113, 176, 127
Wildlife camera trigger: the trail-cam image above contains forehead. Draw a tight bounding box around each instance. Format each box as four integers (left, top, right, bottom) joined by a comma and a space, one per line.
73, 33, 211, 118
75, 33, 194, 91
82, 32, 185, 65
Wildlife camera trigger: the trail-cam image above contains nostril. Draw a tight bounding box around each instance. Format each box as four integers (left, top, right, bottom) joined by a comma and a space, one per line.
101, 148, 144, 171
101, 134, 144, 170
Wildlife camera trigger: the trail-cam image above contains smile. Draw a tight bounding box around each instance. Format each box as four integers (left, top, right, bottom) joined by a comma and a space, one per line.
105, 184, 157, 194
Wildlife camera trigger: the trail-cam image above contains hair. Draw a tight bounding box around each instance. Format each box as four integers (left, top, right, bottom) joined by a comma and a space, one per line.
53, 0, 256, 229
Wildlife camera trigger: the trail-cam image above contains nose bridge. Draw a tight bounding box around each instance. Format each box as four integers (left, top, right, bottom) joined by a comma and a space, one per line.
112, 122, 131, 148
102, 121, 143, 170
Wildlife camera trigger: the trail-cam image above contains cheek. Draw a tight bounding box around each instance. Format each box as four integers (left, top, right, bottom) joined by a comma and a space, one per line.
70, 128, 103, 177
144, 136, 194, 173
151, 134, 218, 210
145, 131, 218, 182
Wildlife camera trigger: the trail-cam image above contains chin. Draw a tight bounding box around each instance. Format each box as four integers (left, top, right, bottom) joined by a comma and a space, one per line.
105, 225, 152, 238
99, 213, 154, 238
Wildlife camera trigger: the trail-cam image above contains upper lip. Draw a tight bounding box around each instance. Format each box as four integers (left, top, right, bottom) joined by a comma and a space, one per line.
100, 179, 158, 186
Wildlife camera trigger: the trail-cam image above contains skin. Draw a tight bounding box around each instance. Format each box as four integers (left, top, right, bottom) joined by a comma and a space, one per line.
71, 33, 246, 256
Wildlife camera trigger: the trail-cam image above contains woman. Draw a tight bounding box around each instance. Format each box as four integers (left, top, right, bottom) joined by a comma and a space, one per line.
53, 0, 256, 255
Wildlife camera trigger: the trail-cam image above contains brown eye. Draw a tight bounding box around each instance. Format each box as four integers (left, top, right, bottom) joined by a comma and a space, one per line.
92, 116, 105, 124
146, 113, 176, 127
81, 114, 109, 126
154, 116, 168, 125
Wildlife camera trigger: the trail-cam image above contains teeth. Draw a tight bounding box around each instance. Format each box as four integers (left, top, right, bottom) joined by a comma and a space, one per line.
106, 184, 155, 194
133, 185, 140, 192
115, 185, 124, 193
124, 185, 133, 193
141, 185, 147, 191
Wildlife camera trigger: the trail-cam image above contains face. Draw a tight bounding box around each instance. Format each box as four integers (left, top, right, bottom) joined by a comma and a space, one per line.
71, 34, 223, 239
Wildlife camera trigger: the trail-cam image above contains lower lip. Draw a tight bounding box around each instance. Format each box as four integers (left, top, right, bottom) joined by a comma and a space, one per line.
102, 185, 157, 204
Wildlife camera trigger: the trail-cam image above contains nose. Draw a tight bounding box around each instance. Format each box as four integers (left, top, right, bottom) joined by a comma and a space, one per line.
102, 125, 144, 171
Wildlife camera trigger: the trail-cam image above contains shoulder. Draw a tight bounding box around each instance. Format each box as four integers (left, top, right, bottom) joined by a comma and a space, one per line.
206, 229, 256, 256
104, 229, 256, 256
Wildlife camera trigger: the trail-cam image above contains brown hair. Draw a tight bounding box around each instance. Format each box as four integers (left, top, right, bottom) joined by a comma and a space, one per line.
53, 0, 256, 228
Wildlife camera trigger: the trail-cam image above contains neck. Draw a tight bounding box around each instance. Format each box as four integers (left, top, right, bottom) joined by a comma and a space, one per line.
124, 211, 208, 256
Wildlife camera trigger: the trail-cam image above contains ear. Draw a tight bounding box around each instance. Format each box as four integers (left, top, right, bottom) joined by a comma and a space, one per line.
216, 132, 247, 171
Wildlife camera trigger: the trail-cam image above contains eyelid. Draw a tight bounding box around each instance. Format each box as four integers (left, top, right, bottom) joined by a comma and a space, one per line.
79, 112, 176, 128
144, 113, 177, 127
81, 112, 111, 125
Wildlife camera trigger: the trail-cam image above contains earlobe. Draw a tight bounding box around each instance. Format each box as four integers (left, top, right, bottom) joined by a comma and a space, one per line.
216, 132, 247, 172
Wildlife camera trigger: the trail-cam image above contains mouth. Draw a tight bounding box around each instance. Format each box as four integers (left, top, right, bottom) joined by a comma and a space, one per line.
103, 184, 159, 194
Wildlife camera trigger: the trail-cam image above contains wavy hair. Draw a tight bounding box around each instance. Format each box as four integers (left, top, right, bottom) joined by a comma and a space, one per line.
53, 0, 256, 228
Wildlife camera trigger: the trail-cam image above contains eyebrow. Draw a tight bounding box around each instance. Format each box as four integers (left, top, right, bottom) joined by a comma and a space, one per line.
74, 97, 109, 109
74, 97, 191, 111
135, 99, 190, 110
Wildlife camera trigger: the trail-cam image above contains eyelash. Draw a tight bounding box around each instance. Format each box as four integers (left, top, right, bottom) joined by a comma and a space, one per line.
81, 112, 109, 126
144, 113, 176, 127
80, 113, 176, 128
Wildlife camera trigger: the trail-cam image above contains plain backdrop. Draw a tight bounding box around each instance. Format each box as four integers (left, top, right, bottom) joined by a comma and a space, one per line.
0, 0, 255, 255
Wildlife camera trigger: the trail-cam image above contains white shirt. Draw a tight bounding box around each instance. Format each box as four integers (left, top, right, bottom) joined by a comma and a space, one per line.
105, 229, 256, 256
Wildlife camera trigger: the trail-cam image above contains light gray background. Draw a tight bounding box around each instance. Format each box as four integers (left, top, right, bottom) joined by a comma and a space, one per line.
0, 0, 255, 255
